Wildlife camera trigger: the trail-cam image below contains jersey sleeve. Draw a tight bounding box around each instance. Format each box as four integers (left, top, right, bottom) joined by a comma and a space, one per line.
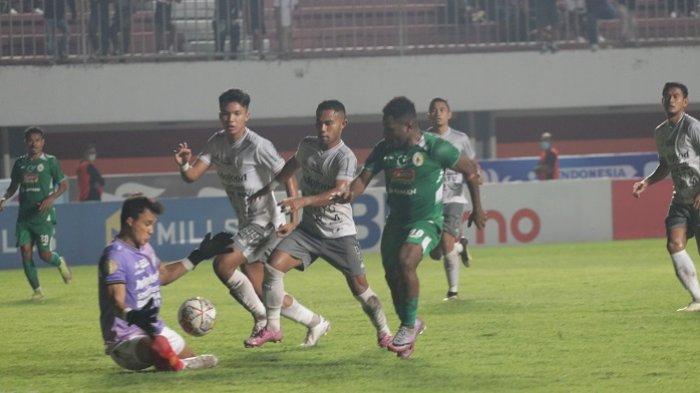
99, 251, 128, 285
257, 140, 285, 174
335, 150, 357, 181
433, 139, 461, 169
462, 137, 476, 160
362, 141, 385, 174
689, 121, 700, 154
197, 136, 215, 166
50, 156, 66, 184
10, 158, 21, 184
293, 138, 309, 163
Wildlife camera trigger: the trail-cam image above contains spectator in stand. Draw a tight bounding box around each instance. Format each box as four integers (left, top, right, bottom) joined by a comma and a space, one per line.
584, 0, 618, 51
213, 0, 240, 55
274, 0, 296, 59
533, 0, 560, 53
667, 0, 698, 18
88, 0, 110, 56
43, 0, 76, 61
535, 132, 559, 180
155, 0, 179, 53
76, 144, 105, 201
249, 0, 266, 56
111, 0, 133, 55
617, 0, 637, 45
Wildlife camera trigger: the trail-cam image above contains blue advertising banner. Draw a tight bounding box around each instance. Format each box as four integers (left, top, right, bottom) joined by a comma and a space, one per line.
0, 192, 388, 269
480, 152, 659, 183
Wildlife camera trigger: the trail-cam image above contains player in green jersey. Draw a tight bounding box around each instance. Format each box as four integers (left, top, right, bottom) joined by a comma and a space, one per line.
335, 97, 486, 358
0, 127, 72, 301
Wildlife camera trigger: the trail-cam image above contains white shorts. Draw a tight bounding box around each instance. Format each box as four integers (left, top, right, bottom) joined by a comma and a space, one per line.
109, 326, 185, 371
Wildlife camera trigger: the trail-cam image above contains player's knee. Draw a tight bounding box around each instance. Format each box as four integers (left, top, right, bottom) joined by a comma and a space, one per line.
667, 240, 685, 254
38, 251, 52, 262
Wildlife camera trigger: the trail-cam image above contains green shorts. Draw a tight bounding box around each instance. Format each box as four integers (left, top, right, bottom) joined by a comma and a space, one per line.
380, 220, 441, 268
16, 221, 56, 253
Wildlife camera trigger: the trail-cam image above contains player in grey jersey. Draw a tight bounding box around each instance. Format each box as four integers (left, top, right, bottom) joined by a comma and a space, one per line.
174, 89, 324, 346
633, 82, 700, 312
426, 97, 477, 301
244, 100, 393, 349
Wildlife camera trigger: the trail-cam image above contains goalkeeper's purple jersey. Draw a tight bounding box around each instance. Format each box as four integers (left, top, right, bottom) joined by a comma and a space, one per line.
98, 238, 165, 353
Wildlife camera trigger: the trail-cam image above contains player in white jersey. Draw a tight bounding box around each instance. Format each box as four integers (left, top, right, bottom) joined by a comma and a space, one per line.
174, 89, 324, 346
633, 82, 700, 312
244, 100, 393, 349
426, 98, 477, 301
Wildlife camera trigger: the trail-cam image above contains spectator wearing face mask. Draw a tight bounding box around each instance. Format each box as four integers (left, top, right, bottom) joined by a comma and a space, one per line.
535, 132, 559, 180
76, 144, 105, 201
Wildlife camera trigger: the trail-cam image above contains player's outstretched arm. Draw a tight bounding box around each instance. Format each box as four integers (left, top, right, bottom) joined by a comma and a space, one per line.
332, 170, 374, 204
279, 179, 352, 215
632, 159, 669, 198
455, 156, 486, 229
160, 232, 234, 285
277, 173, 302, 237
249, 157, 301, 202
174, 142, 209, 183
0, 180, 19, 212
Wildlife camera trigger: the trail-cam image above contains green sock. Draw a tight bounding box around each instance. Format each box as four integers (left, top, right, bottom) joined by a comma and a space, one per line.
402, 298, 419, 327
47, 252, 62, 267
22, 259, 40, 290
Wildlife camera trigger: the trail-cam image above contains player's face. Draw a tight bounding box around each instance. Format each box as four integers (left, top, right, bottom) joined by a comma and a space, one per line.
315, 109, 347, 148
663, 87, 688, 117
383, 116, 410, 148
25, 133, 45, 157
126, 209, 157, 248
219, 101, 250, 139
428, 101, 452, 128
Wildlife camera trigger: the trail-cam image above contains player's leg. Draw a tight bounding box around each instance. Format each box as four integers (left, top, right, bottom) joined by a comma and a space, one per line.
18, 229, 42, 299
665, 203, 700, 311
390, 223, 440, 357
34, 223, 71, 284
325, 235, 392, 347
212, 249, 268, 333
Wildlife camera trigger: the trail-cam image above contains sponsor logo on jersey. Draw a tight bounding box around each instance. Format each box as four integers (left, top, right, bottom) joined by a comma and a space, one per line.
390, 168, 415, 182
387, 186, 417, 196
23, 173, 38, 183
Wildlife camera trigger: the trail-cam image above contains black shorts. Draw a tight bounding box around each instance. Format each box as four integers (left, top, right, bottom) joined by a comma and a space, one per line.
665, 201, 700, 238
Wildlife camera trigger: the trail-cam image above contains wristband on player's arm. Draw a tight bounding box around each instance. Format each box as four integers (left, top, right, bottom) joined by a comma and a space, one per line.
180, 162, 191, 172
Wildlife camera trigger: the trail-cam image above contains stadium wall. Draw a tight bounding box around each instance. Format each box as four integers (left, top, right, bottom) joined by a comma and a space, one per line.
0, 178, 672, 269
2, 46, 700, 127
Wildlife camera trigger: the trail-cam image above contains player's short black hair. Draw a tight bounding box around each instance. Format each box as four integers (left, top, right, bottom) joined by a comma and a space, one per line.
316, 100, 346, 118
219, 89, 251, 109
24, 127, 45, 140
120, 195, 164, 227
383, 96, 417, 122
663, 82, 688, 98
429, 97, 450, 112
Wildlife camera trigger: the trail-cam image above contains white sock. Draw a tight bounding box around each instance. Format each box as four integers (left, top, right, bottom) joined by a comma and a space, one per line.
355, 287, 390, 336
263, 264, 286, 331
453, 241, 464, 254
281, 297, 319, 328
226, 270, 266, 322
671, 250, 700, 301
443, 247, 461, 293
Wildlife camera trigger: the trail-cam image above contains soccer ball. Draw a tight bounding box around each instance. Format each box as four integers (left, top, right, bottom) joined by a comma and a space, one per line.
177, 297, 216, 337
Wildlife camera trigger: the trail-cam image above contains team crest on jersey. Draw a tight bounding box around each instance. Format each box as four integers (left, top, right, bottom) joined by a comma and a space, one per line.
390, 168, 415, 182
37, 164, 44, 172
412, 152, 425, 167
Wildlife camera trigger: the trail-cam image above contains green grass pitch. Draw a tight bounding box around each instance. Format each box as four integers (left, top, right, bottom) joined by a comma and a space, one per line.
2, 238, 699, 392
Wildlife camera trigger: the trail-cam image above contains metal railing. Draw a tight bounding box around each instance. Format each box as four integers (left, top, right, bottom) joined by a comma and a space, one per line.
1, 0, 699, 64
